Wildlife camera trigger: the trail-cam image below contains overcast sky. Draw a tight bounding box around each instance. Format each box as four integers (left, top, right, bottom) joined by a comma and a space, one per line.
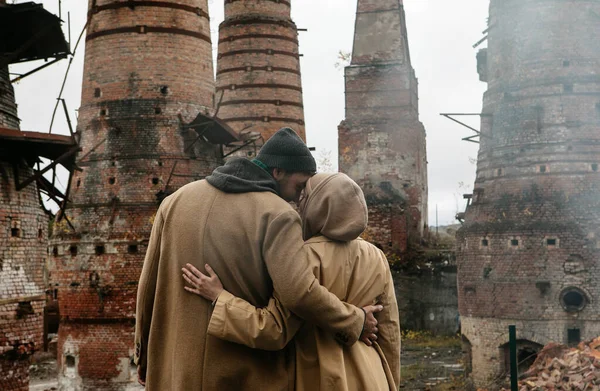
10, 0, 489, 226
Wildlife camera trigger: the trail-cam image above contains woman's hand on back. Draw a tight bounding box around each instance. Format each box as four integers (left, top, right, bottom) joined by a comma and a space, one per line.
182, 263, 224, 302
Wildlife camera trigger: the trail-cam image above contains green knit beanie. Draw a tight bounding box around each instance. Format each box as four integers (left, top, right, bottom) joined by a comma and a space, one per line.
256, 128, 317, 173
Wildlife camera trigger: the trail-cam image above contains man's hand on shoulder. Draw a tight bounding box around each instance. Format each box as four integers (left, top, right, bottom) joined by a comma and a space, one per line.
360, 304, 383, 346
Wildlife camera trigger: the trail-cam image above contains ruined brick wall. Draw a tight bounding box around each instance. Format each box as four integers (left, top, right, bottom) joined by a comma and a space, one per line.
216, 0, 306, 144
0, 68, 47, 391
339, 0, 428, 253
457, 0, 600, 386
49, 1, 221, 388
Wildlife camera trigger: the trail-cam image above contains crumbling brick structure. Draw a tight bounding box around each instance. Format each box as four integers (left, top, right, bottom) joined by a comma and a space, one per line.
0, 66, 44, 391
457, 0, 600, 386
0, 2, 71, 388
49, 1, 224, 389
216, 0, 306, 146
339, 0, 428, 253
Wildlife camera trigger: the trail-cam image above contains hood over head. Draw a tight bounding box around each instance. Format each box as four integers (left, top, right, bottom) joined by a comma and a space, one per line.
300, 173, 368, 241
206, 157, 279, 194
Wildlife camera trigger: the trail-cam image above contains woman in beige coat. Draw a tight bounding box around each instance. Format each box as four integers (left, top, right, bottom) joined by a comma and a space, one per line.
183, 173, 401, 390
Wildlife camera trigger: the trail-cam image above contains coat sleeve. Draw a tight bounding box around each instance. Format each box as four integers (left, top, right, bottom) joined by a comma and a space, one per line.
207, 290, 303, 351
263, 210, 365, 346
133, 206, 165, 371
376, 254, 401, 387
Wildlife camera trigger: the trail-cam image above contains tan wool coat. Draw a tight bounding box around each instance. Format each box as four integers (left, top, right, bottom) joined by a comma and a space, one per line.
208, 173, 402, 391
134, 160, 365, 391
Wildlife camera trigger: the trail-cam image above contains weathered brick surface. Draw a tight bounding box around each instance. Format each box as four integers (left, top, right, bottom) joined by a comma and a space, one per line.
56, 323, 135, 390
0, 358, 30, 391
0, 68, 19, 129
49, 1, 222, 387
0, 66, 47, 391
216, 0, 306, 142
457, 0, 600, 386
339, 0, 427, 253
0, 69, 48, 391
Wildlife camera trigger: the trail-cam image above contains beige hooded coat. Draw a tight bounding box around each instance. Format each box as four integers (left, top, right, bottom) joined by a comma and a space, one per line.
134, 159, 365, 391
208, 173, 401, 391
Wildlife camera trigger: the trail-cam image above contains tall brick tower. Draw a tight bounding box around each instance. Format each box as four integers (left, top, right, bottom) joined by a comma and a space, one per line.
0, 61, 43, 391
339, 0, 428, 253
49, 1, 221, 388
0, 2, 71, 389
457, 0, 600, 386
216, 0, 306, 146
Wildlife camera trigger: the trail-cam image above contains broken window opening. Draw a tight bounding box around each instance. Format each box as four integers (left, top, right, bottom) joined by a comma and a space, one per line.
539, 165, 547, 173
66, 355, 76, 368
546, 238, 557, 247
160, 86, 169, 95
561, 287, 587, 312
95, 245, 105, 255
108, 177, 116, 185
592, 164, 598, 172
152, 177, 159, 185
94, 88, 102, 98
16, 301, 34, 318
568, 329, 581, 346
481, 239, 489, 247
11, 227, 21, 237
53, 246, 58, 257
128, 244, 138, 254
69, 245, 78, 257
510, 239, 519, 247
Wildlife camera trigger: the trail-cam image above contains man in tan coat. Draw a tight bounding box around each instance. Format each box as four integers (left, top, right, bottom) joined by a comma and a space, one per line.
184, 173, 401, 390
134, 128, 380, 390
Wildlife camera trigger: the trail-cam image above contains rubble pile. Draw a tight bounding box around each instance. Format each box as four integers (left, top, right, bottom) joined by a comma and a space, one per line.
500, 338, 600, 390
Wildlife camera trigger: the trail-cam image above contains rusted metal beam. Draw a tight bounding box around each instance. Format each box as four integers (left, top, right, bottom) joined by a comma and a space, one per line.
16, 146, 80, 191
213, 90, 226, 118
218, 49, 299, 60
219, 34, 298, 44
220, 17, 295, 29
76, 137, 107, 164
10, 56, 67, 83
60, 99, 76, 140
38, 175, 67, 200
217, 66, 300, 76
224, 0, 290, 6
440, 113, 480, 134
89, 1, 209, 19
219, 99, 303, 108
221, 116, 304, 125
473, 35, 488, 49
216, 83, 302, 93
223, 137, 263, 158
86, 26, 211, 44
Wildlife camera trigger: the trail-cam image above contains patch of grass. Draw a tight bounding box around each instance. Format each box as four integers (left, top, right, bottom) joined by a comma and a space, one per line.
402, 363, 428, 381
432, 375, 466, 390
402, 330, 462, 349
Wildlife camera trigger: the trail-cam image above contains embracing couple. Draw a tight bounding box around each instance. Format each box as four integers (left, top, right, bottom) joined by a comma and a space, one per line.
134, 128, 401, 390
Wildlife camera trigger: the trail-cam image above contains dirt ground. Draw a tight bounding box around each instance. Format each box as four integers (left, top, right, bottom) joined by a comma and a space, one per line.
30, 333, 465, 390
400, 332, 466, 390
